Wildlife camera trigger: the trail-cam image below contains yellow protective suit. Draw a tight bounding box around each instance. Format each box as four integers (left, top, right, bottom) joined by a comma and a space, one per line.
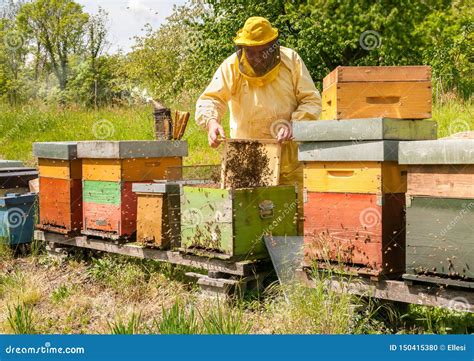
195, 46, 322, 234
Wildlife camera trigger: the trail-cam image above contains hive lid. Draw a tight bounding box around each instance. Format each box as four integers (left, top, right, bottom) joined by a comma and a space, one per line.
76, 140, 188, 159
0, 160, 24, 169
33, 142, 78, 160
298, 140, 399, 162
132, 182, 181, 194
0, 192, 37, 206
293, 118, 437, 142
399, 139, 474, 164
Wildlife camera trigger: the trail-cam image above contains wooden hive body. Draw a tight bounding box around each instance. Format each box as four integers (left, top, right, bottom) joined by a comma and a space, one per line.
321, 66, 432, 120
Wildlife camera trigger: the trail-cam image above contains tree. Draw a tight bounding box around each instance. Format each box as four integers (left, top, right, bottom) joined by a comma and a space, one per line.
17, 0, 89, 92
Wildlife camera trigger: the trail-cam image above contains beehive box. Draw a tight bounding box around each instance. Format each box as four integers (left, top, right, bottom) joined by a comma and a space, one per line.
0, 193, 37, 245
221, 139, 281, 189
399, 139, 474, 280
300, 140, 407, 277
304, 192, 405, 276
300, 141, 407, 194
33, 142, 82, 234
180, 185, 298, 260
133, 182, 181, 249
78, 141, 188, 239
321, 66, 432, 120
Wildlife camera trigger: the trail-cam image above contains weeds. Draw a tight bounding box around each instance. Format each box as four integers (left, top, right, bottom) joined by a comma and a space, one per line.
155, 302, 199, 334
108, 313, 143, 334
7, 303, 36, 334
200, 302, 251, 334
51, 285, 73, 303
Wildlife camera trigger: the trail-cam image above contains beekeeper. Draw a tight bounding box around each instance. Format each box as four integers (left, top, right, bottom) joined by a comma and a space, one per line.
195, 16, 322, 233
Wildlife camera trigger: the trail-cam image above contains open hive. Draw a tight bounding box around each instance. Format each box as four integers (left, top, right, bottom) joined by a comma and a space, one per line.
180, 139, 298, 260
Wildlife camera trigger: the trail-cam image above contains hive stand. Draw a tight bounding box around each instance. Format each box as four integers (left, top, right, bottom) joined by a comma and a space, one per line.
35, 230, 272, 298
296, 267, 474, 313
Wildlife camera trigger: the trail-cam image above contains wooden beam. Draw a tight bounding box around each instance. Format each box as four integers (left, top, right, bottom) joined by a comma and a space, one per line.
34, 231, 265, 276
296, 269, 473, 312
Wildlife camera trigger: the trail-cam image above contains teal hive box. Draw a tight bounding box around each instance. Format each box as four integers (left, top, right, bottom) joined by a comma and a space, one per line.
0, 193, 37, 245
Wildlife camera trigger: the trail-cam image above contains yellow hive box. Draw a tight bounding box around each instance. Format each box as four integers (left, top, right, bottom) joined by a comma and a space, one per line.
82, 157, 182, 182
38, 158, 82, 180
304, 161, 407, 194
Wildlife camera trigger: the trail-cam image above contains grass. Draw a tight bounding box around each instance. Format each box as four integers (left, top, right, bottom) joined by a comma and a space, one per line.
0, 99, 471, 165
7, 303, 36, 334
0, 99, 473, 335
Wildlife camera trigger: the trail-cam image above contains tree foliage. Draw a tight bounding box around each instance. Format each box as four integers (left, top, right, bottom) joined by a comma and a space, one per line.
0, 0, 471, 107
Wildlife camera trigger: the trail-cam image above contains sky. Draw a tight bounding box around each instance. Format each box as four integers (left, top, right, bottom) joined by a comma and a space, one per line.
77, 0, 187, 53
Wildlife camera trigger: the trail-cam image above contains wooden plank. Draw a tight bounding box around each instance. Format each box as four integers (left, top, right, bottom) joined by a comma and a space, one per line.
322, 81, 432, 120
297, 269, 474, 312
406, 196, 474, 279
407, 165, 474, 199
136, 194, 166, 247
34, 230, 263, 276
38, 158, 82, 179
304, 192, 405, 275
399, 139, 474, 165
304, 161, 406, 194
298, 141, 400, 162
293, 118, 437, 141
323, 66, 431, 89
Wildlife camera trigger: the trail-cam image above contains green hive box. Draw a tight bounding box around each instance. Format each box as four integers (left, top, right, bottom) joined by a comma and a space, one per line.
180, 185, 298, 260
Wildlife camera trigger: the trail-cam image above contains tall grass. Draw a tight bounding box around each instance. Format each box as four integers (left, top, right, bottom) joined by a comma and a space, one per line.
7, 303, 36, 334
155, 302, 200, 334
108, 312, 143, 334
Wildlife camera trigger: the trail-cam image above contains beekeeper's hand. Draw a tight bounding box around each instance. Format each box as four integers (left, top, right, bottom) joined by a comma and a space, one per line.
277, 122, 293, 143
207, 119, 226, 148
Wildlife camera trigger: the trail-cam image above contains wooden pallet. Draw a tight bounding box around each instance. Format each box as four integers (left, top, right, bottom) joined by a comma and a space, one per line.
35, 230, 271, 296
297, 268, 474, 312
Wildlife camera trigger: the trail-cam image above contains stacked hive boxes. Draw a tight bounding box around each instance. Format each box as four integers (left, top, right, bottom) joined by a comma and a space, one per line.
295, 65, 436, 278
77, 141, 187, 239
33, 142, 82, 235
399, 139, 474, 283
180, 140, 298, 261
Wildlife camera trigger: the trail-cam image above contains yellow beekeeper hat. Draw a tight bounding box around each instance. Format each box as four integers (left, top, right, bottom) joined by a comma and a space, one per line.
234, 17, 278, 46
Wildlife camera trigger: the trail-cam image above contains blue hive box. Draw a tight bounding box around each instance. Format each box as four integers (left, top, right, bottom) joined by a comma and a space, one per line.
0, 193, 37, 245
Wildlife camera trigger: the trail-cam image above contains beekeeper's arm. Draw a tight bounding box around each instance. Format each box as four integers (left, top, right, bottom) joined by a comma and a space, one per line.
291, 53, 322, 122
195, 60, 233, 148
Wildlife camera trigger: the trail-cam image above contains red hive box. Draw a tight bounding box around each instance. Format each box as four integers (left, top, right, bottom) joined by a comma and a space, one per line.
304, 192, 405, 277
